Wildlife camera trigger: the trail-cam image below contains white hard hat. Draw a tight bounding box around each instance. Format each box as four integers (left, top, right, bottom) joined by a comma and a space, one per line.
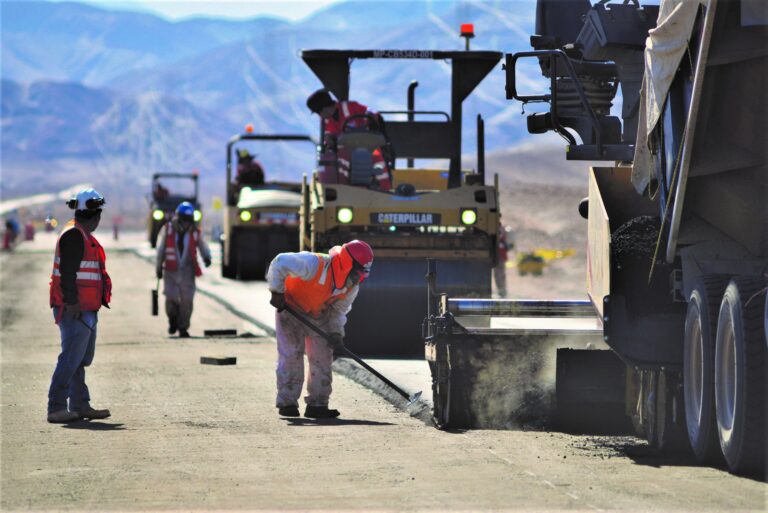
67, 188, 106, 211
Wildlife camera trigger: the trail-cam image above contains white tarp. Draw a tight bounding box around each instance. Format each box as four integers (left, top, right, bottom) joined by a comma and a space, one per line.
632, 0, 705, 193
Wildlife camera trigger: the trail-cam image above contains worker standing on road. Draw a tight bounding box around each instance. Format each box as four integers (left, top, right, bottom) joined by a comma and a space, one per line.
307, 89, 392, 190
155, 202, 211, 338
47, 188, 112, 423
267, 240, 373, 419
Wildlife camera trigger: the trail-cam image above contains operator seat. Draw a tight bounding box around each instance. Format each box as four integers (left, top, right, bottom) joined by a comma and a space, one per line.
337, 130, 387, 188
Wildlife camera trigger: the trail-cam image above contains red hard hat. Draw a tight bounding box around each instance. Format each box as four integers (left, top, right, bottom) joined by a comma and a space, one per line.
344, 240, 373, 269
330, 239, 373, 288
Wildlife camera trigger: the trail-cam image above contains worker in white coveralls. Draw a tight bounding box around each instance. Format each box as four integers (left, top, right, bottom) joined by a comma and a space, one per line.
267, 240, 374, 418
155, 202, 211, 338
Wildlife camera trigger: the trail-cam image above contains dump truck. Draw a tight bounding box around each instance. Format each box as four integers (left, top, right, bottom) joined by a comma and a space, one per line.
221, 132, 316, 280
147, 172, 201, 248
426, 0, 766, 475
300, 46, 502, 356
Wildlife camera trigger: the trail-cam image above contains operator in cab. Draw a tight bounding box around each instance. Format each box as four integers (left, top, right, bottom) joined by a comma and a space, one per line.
307, 89, 392, 191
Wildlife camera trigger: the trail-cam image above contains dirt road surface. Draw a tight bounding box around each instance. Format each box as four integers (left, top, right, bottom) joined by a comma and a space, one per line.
1, 245, 766, 512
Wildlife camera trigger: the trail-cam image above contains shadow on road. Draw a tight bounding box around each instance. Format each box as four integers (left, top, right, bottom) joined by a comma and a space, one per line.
62, 421, 126, 431
283, 418, 394, 427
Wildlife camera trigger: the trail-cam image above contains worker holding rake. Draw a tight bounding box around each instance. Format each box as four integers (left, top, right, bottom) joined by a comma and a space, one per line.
266, 240, 373, 418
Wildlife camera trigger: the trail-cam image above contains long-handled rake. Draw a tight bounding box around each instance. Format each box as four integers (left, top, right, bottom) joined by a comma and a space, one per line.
283, 305, 422, 406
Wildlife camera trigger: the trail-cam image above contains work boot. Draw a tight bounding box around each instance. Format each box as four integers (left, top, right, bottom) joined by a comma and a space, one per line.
304, 405, 340, 419
47, 410, 80, 423
278, 405, 300, 417
168, 321, 177, 335
78, 407, 111, 420
178, 329, 190, 338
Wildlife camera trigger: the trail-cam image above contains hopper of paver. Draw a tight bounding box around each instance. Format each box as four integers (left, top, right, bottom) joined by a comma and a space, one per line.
423, 260, 627, 431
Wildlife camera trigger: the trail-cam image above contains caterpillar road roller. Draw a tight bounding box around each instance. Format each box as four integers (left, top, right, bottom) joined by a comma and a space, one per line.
300, 46, 503, 356
147, 172, 200, 248
222, 131, 316, 280
426, 0, 766, 476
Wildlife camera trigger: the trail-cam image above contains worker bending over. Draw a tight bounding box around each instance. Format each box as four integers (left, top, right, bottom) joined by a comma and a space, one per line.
267, 240, 373, 418
156, 202, 211, 338
47, 188, 112, 423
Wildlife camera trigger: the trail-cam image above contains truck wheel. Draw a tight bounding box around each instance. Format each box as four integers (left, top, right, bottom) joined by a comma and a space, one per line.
684, 276, 727, 462
715, 277, 766, 474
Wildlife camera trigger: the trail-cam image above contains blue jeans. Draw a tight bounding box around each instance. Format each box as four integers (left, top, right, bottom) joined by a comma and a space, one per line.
47, 308, 98, 413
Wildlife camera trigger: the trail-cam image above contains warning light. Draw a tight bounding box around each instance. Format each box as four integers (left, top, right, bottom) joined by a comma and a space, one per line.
460, 23, 475, 50
193, 210, 202, 222
460, 208, 477, 225
240, 210, 252, 222
337, 207, 353, 224
152, 209, 165, 221
245, 124, 254, 134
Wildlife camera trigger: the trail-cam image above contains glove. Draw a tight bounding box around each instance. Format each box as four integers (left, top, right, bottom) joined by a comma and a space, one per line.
270, 292, 286, 312
64, 303, 82, 320
328, 332, 344, 351
204, 257, 212, 268
156, 269, 163, 280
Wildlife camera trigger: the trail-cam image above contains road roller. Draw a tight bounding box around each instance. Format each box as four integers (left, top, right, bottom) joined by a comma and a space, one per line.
300, 47, 502, 356
222, 131, 316, 280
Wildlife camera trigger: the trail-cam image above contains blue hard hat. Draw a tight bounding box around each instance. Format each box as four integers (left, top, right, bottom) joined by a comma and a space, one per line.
176, 201, 195, 218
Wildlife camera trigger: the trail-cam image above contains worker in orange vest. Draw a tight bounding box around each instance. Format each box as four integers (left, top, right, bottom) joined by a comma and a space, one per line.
156, 202, 211, 338
267, 240, 374, 418
47, 188, 112, 423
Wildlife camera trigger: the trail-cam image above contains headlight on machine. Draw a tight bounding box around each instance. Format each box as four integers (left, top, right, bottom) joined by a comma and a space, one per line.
152, 209, 165, 221
193, 210, 202, 222
240, 210, 252, 222
460, 208, 477, 225
337, 207, 354, 224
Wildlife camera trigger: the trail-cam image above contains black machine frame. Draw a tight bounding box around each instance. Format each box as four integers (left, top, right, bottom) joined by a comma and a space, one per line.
300, 49, 502, 188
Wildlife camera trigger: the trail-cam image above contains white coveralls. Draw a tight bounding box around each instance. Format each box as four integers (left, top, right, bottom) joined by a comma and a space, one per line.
267, 252, 359, 408
155, 221, 211, 331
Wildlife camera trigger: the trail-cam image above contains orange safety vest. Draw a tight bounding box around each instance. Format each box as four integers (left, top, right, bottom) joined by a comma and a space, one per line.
164, 224, 202, 277
49, 222, 112, 312
285, 255, 350, 318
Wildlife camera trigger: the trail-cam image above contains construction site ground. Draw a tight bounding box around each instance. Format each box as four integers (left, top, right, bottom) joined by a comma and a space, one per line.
1, 232, 766, 512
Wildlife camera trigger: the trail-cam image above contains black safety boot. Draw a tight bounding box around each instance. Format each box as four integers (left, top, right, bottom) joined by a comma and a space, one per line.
278, 405, 300, 417
304, 405, 340, 418
168, 320, 177, 335
178, 329, 190, 338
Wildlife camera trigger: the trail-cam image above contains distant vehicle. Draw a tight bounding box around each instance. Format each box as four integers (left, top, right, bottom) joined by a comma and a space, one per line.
221, 131, 316, 280
147, 172, 201, 248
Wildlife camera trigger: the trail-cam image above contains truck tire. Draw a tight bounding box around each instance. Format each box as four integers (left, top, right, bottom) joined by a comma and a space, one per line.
715, 277, 766, 475
684, 275, 728, 462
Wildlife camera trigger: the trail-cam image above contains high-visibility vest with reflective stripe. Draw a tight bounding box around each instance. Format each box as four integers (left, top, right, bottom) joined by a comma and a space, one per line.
285, 254, 350, 318
49, 222, 111, 311
163, 224, 202, 277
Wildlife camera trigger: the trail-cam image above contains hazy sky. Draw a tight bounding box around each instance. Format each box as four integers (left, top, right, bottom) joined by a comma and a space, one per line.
50, 0, 344, 21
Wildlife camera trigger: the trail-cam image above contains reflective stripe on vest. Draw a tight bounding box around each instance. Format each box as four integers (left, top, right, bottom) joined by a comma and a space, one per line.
49, 222, 111, 312
164, 224, 202, 277
284, 254, 349, 318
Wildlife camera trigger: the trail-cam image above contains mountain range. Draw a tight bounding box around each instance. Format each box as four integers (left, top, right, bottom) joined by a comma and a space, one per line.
1, 0, 558, 206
